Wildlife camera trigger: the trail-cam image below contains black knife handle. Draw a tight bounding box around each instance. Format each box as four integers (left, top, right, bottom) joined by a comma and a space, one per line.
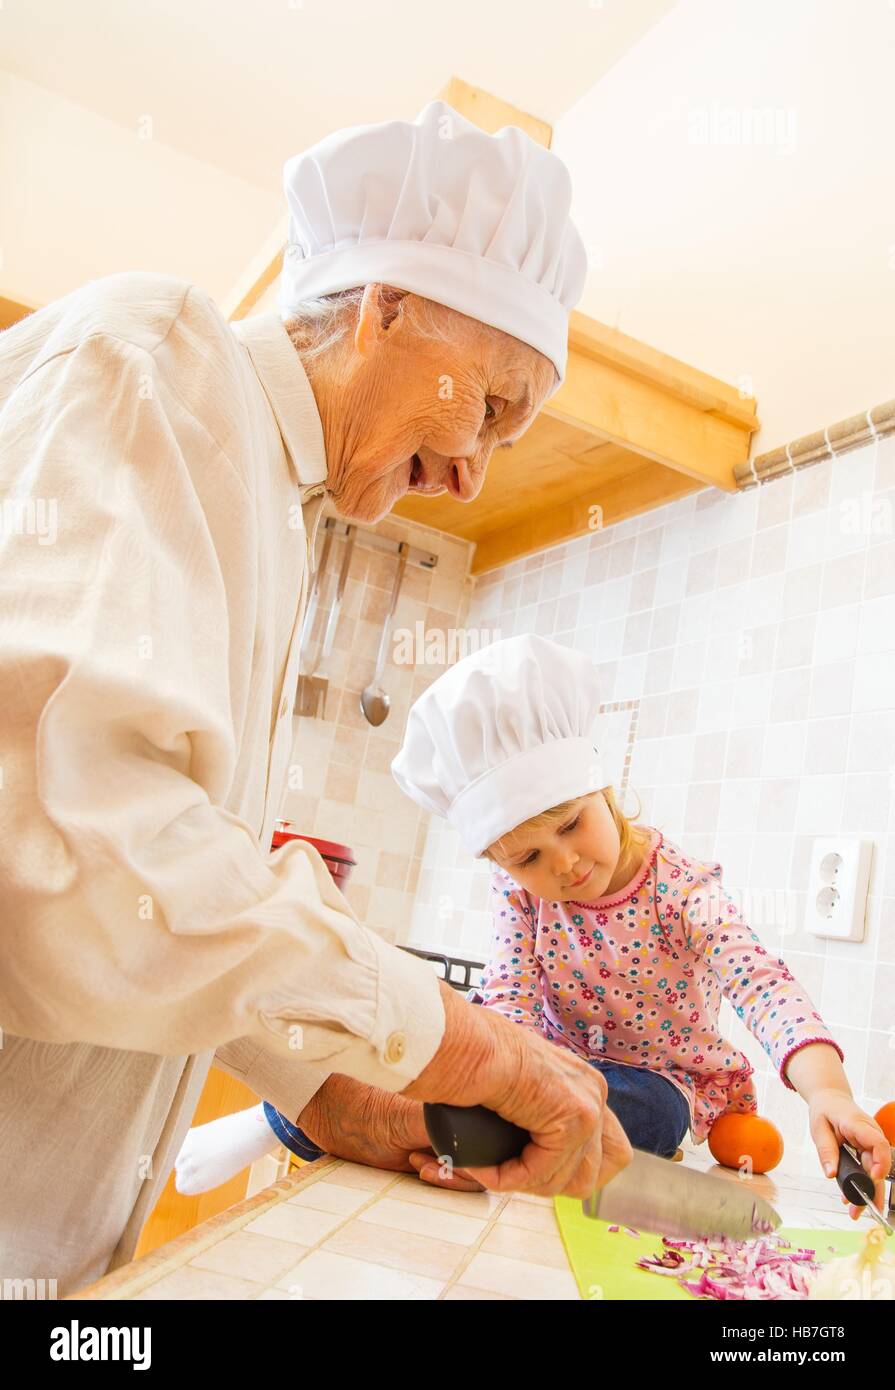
423, 1103, 530, 1168
837, 1142, 876, 1205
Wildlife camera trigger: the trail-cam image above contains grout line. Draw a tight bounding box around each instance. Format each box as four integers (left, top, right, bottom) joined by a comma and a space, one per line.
250, 1163, 409, 1299
436, 1192, 516, 1300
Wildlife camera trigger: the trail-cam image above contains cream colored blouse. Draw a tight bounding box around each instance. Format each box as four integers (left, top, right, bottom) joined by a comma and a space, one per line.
0, 272, 443, 1293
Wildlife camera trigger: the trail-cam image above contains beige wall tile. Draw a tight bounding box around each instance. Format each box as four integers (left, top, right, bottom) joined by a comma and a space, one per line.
324, 761, 360, 804
752, 525, 788, 576
325, 722, 366, 767
363, 733, 402, 773
342, 882, 370, 918
376, 851, 411, 890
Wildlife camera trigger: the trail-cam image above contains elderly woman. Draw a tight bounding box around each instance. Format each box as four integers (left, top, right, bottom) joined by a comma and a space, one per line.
0, 101, 629, 1296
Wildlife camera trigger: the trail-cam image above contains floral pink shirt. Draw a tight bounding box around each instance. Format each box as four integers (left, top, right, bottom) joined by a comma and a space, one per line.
480, 828, 843, 1142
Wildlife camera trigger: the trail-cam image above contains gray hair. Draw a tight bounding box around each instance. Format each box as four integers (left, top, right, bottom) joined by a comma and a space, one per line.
283, 287, 560, 395
282, 286, 461, 363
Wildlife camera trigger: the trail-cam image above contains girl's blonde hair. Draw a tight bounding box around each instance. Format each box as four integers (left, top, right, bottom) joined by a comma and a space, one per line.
484, 786, 651, 864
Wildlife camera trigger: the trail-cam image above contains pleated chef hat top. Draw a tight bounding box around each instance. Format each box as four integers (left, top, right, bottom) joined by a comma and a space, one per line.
278, 100, 588, 386
391, 635, 605, 858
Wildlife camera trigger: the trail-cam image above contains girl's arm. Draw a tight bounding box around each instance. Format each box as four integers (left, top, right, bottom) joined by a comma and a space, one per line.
680, 865, 843, 1086
784, 1042, 891, 1191
784, 1039, 855, 1103
477, 865, 544, 1028
683, 867, 890, 1209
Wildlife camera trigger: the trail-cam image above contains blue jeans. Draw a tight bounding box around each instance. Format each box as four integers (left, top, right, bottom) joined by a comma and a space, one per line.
262, 1100, 325, 1163
263, 1059, 689, 1165
586, 1060, 690, 1158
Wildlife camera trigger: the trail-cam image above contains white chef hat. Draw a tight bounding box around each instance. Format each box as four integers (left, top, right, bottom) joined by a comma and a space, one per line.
278, 100, 587, 386
390, 634, 605, 858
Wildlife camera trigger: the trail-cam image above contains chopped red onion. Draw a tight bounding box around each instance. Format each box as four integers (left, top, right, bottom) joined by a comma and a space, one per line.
637, 1234, 821, 1300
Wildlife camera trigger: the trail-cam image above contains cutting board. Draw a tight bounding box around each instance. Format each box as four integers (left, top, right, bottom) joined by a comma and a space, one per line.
554, 1196, 869, 1301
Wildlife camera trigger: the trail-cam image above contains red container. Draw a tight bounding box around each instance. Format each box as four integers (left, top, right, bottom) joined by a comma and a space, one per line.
271, 819, 357, 891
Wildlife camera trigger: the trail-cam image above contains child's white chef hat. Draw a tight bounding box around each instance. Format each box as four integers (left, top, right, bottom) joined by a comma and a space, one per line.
391, 634, 604, 858
278, 100, 587, 387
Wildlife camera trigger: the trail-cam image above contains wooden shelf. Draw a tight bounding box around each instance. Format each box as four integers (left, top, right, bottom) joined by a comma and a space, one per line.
224, 77, 760, 575
392, 321, 758, 574
371, 80, 758, 571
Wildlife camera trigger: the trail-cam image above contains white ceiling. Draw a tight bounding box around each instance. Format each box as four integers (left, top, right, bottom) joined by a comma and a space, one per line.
3, 0, 678, 190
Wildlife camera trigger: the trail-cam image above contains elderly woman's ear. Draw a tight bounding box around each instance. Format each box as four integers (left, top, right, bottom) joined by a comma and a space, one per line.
354, 283, 410, 357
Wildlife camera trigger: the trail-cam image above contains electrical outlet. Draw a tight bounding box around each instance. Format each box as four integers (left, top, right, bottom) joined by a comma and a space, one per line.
805, 837, 874, 941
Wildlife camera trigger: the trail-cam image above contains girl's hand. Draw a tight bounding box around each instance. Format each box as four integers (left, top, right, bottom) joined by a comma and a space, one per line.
808, 1088, 892, 1220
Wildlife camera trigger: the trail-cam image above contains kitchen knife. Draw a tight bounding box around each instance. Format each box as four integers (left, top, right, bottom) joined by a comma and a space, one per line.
837, 1141, 894, 1236
424, 1102, 782, 1242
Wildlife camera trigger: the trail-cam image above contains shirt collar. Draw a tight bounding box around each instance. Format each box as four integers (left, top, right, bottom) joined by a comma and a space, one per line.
230, 311, 329, 491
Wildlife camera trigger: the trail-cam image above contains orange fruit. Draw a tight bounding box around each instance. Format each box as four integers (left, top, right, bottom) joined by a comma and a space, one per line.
708, 1112, 784, 1174
874, 1102, 895, 1145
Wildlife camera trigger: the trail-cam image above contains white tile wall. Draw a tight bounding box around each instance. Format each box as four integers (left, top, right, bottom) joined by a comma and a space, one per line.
408, 433, 895, 1158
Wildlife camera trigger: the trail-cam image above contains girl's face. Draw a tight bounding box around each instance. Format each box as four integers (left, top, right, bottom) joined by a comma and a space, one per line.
487, 792, 623, 903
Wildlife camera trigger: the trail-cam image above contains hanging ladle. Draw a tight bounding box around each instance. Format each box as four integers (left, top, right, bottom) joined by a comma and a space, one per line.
360, 542, 408, 726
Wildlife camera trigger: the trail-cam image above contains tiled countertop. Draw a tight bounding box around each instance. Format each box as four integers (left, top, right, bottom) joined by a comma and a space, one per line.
73, 1155, 577, 1301
72, 1144, 866, 1301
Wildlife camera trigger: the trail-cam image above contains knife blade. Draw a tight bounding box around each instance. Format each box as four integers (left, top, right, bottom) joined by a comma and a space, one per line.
424, 1102, 781, 1242
836, 1141, 894, 1236
583, 1147, 781, 1241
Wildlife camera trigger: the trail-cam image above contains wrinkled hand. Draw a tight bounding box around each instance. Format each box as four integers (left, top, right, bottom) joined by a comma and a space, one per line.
406, 1070, 631, 1199
403, 984, 632, 1198
297, 1075, 483, 1191
809, 1088, 891, 1220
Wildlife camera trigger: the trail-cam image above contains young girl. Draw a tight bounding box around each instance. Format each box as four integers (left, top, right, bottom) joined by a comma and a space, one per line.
179, 632, 889, 1211
390, 632, 890, 1207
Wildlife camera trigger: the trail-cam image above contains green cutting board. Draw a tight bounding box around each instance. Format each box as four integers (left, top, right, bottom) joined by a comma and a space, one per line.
554, 1196, 869, 1301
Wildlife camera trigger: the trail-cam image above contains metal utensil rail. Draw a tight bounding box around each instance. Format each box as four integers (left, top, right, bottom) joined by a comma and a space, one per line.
401, 946, 485, 993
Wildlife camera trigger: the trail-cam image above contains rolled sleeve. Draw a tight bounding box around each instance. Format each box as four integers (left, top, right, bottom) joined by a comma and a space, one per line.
212, 1038, 330, 1122
215, 931, 446, 1113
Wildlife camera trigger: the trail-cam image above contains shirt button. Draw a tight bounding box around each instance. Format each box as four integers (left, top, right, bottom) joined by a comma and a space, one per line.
279, 696, 290, 719
384, 1032, 406, 1065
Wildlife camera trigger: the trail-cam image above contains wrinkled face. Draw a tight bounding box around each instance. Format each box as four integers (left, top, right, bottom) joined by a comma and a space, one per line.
322, 288, 557, 522
487, 792, 622, 904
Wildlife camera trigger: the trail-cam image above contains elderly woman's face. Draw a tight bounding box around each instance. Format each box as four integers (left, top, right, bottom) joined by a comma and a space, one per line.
321, 285, 557, 523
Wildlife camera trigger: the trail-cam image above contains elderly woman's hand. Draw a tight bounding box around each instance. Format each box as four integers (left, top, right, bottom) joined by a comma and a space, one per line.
297, 1074, 485, 1191
403, 982, 632, 1198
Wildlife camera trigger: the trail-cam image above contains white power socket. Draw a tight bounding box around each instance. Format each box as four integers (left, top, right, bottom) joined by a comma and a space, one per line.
805, 837, 874, 941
